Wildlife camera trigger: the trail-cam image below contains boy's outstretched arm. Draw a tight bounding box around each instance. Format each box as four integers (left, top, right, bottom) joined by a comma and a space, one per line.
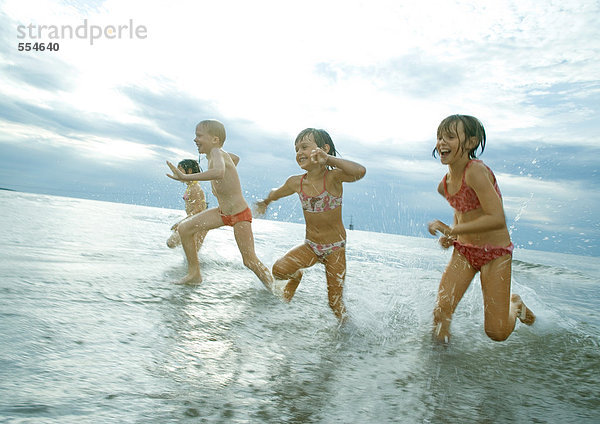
166, 148, 226, 182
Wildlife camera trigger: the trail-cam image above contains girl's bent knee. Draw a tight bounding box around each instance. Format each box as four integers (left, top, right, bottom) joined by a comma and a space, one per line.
485, 328, 510, 342
272, 260, 291, 280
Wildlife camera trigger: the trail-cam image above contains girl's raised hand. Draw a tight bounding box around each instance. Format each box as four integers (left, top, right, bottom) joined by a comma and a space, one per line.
310, 148, 328, 165
166, 161, 184, 181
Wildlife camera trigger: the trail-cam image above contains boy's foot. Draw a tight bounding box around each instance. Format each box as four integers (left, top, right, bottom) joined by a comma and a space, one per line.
283, 270, 303, 303
512, 294, 535, 325
173, 272, 202, 285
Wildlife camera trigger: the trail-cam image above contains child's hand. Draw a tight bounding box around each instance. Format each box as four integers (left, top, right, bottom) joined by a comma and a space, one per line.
254, 200, 268, 216
438, 235, 455, 249
166, 161, 184, 181
428, 220, 451, 237
310, 148, 329, 165
171, 223, 179, 231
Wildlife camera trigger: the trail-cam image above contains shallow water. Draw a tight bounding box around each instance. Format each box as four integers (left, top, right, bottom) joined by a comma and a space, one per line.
1, 191, 599, 423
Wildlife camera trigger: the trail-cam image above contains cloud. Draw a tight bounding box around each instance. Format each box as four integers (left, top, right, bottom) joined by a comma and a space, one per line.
0, 0, 598, 255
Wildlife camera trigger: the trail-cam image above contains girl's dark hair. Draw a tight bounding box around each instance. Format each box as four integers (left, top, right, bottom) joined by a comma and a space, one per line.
432, 114, 486, 159
178, 159, 200, 174
294, 128, 338, 157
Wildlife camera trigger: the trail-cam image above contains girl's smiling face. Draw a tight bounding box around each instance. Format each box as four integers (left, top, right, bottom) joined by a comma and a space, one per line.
295, 133, 318, 169
436, 121, 467, 165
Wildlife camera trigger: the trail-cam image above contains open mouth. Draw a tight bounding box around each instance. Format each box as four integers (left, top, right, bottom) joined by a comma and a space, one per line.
439, 148, 451, 159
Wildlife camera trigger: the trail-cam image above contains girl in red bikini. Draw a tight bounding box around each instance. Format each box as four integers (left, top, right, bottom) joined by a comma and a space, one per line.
255, 129, 366, 322
428, 114, 535, 343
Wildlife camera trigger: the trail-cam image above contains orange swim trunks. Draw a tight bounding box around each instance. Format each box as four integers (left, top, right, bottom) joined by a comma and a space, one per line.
220, 207, 253, 227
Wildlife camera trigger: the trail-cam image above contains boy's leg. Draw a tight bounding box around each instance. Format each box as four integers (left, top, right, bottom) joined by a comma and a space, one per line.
433, 249, 477, 344
175, 208, 223, 284
272, 244, 318, 302
480, 254, 534, 341
232, 221, 273, 290
194, 230, 208, 252
323, 249, 347, 322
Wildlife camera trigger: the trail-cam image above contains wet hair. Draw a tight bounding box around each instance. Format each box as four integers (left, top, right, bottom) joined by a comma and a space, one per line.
294, 128, 338, 157
432, 114, 486, 159
198, 119, 226, 145
178, 159, 200, 174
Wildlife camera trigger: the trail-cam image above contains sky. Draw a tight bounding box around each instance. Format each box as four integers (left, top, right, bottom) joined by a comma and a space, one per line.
0, 0, 599, 256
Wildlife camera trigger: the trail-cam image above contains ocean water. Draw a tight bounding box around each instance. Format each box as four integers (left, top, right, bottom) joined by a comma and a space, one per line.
0, 190, 599, 424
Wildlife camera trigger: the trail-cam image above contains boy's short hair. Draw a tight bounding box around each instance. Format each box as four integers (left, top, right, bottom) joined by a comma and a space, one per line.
198, 119, 226, 145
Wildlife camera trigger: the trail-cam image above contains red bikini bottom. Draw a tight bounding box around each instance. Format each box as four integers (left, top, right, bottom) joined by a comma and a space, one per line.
453, 241, 514, 271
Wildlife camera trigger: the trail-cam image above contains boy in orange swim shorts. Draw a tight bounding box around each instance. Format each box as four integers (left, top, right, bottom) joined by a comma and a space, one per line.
166, 119, 273, 289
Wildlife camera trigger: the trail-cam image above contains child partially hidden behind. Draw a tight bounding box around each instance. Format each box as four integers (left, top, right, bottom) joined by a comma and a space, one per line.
167, 159, 208, 251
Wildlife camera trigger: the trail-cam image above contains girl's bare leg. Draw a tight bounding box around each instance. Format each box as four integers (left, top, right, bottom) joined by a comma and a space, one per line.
175, 208, 223, 285
324, 249, 347, 322
433, 249, 477, 344
232, 221, 273, 290
480, 255, 535, 341
480, 254, 514, 341
272, 244, 318, 302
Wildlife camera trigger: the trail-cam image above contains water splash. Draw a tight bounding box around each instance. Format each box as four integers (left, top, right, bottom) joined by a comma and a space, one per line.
509, 192, 534, 238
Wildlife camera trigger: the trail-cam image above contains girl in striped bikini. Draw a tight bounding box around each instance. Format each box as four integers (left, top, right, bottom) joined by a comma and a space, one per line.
255, 128, 366, 322
428, 114, 535, 344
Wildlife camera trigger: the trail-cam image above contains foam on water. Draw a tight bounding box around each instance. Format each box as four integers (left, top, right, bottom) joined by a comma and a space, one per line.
1, 191, 599, 423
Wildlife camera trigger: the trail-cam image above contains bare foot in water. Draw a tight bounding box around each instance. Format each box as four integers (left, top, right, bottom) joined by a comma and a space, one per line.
282, 270, 303, 303
512, 294, 535, 325
173, 271, 202, 285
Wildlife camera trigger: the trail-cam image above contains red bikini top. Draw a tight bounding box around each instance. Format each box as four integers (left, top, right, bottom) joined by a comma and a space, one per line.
443, 160, 502, 212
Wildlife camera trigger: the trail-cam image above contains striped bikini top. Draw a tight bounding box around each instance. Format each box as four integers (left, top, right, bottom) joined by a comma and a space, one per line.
443, 160, 502, 212
298, 170, 342, 213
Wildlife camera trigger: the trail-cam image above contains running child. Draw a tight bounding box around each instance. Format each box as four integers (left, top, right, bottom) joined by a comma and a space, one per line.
255, 128, 366, 322
166, 159, 208, 251
166, 119, 273, 288
428, 114, 535, 344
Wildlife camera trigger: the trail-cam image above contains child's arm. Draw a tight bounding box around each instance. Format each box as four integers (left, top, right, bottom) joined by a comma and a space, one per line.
167, 148, 226, 182
439, 214, 457, 248
311, 149, 366, 182
450, 164, 506, 236
255, 176, 298, 216
429, 180, 456, 246
431, 163, 506, 237
227, 152, 240, 166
